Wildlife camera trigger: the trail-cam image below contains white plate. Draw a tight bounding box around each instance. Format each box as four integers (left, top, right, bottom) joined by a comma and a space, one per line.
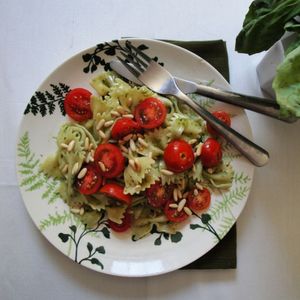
16, 38, 254, 277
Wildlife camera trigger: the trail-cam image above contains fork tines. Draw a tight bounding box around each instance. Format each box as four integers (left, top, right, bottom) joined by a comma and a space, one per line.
117, 41, 152, 78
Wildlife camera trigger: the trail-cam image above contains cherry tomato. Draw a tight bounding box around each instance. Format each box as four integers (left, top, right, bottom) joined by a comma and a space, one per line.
146, 181, 173, 208
75, 163, 102, 195
164, 200, 189, 223
200, 138, 222, 168
207, 111, 231, 136
99, 182, 132, 205
94, 143, 125, 178
64, 88, 92, 122
111, 117, 142, 140
134, 97, 167, 129
108, 210, 132, 232
187, 188, 211, 212
163, 139, 194, 173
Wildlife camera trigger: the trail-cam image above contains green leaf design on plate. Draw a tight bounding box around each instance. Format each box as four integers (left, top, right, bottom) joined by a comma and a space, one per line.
188, 93, 216, 110
190, 213, 221, 242
58, 214, 108, 270
209, 185, 250, 221
39, 210, 72, 232
82, 40, 164, 73
17, 132, 60, 203
24, 83, 70, 117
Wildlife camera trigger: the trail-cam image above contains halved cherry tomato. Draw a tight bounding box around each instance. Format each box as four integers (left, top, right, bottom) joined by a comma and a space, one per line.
111, 117, 142, 140
164, 200, 189, 223
64, 88, 92, 122
94, 143, 125, 178
187, 188, 211, 212
200, 138, 222, 168
134, 97, 167, 129
99, 182, 132, 205
75, 163, 102, 195
108, 210, 132, 232
163, 139, 194, 173
207, 111, 231, 136
146, 181, 173, 208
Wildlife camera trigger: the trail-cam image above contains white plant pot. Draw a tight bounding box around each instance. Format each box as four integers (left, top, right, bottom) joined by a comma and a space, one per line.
256, 33, 297, 98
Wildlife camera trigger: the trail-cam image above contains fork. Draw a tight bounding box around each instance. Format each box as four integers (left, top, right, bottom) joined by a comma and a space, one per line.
117, 41, 269, 167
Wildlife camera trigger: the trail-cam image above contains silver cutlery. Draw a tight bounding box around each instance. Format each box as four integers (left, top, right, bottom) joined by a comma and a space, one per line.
110, 60, 296, 123
117, 41, 269, 167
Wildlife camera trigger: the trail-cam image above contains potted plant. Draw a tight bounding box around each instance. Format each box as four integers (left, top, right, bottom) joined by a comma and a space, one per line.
235, 0, 300, 118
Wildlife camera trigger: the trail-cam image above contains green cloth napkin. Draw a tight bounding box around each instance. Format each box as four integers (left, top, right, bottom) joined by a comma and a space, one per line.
166, 39, 236, 269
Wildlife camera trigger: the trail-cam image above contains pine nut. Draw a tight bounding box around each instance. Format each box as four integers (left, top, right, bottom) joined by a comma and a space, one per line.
161, 169, 174, 176
177, 199, 186, 212
148, 151, 153, 159
85, 153, 90, 163
62, 164, 68, 174
96, 119, 105, 130
70, 208, 80, 214
196, 182, 204, 190
123, 133, 133, 142
127, 97, 133, 106
79, 207, 85, 216
111, 110, 121, 117
169, 203, 178, 208
138, 137, 148, 147
84, 137, 89, 150
77, 167, 87, 179
129, 159, 136, 170
104, 120, 114, 128
129, 139, 137, 152
173, 188, 178, 202
194, 189, 199, 196
184, 206, 192, 216
67, 140, 75, 152
60, 143, 68, 149
89, 155, 94, 162
196, 142, 203, 156
98, 130, 106, 139
120, 145, 128, 153
134, 158, 141, 172
98, 161, 106, 172
188, 139, 197, 145
123, 114, 134, 119
71, 162, 79, 175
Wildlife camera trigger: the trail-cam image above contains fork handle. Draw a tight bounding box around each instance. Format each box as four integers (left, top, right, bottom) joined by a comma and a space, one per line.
192, 83, 297, 123
175, 90, 269, 167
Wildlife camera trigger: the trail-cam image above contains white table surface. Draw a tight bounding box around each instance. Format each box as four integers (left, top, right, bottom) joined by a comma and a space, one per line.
1, 0, 300, 299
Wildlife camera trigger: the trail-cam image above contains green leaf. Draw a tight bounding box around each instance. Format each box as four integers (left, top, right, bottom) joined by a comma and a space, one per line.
235, 0, 300, 54
154, 236, 162, 246
87, 242, 93, 254
190, 224, 201, 230
69, 225, 77, 234
273, 44, 300, 117
82, 53, 92, 62
137, 44, 149, 51
104, 46, 116, 56
163, 232, 169, 240
201, 213, 211, 224
95, 246, 105, 254
90, 258, 104, 269
101, 227, 110, 239
58, 233, 70, 243
170, 232, 182, 243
